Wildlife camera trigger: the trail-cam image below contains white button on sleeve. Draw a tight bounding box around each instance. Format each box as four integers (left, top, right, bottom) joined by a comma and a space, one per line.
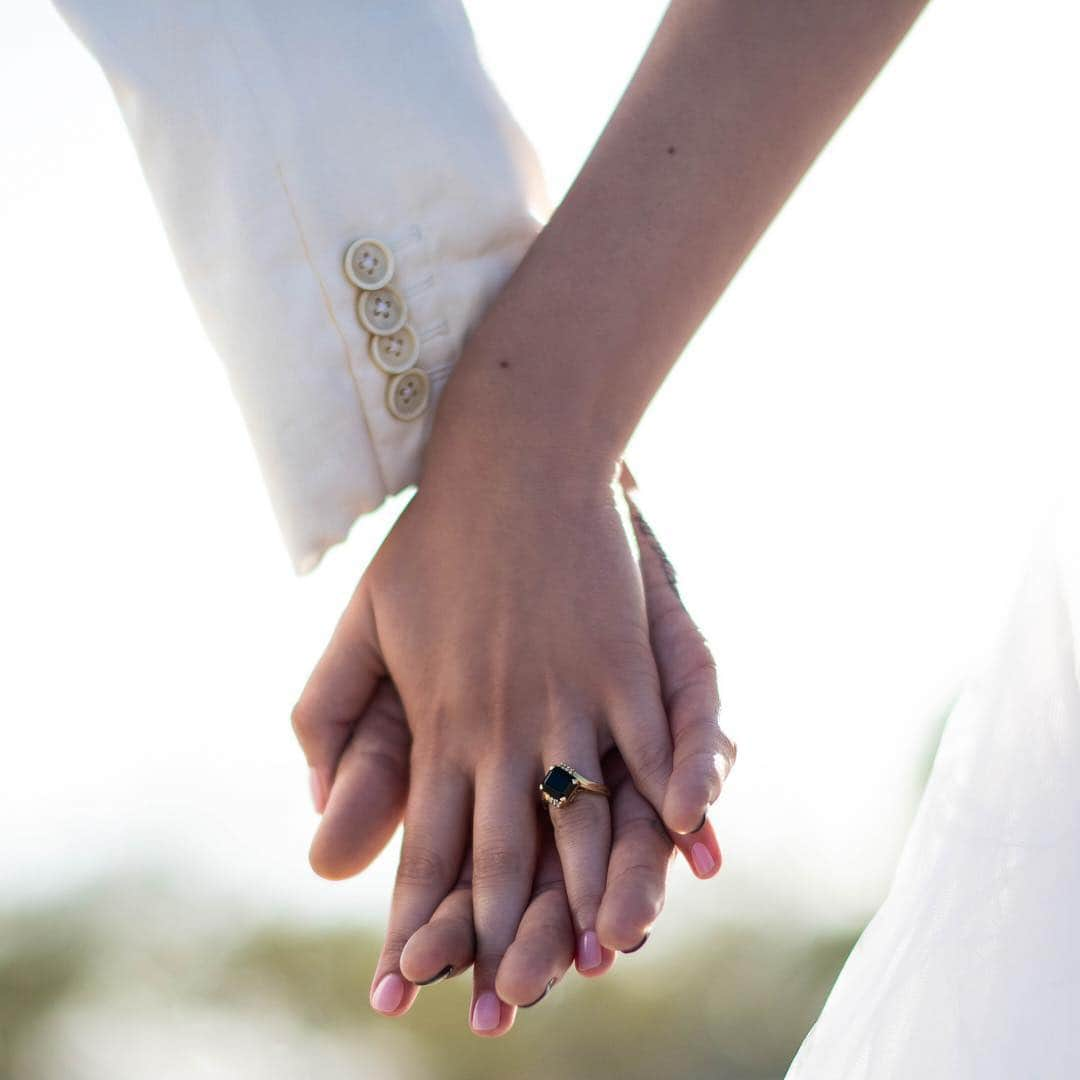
53, 0, 549, 572
369, 323, 419, 374
386, 369, 430, 421
357, 285, 408, 335
344, 238, 395, 290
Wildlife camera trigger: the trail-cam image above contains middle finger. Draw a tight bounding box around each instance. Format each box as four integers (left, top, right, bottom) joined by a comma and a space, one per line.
469, 758, 540, 1036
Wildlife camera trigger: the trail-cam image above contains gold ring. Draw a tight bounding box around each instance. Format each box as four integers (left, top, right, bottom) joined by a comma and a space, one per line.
539, 763, 611, 809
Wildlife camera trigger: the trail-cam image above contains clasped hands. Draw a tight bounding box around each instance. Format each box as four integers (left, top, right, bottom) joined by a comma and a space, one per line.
293, 423, 735, 1037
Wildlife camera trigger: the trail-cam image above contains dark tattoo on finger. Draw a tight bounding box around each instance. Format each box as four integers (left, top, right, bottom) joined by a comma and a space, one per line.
629, 503, 683, 603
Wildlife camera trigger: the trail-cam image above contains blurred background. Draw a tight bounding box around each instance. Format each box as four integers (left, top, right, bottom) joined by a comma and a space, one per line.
1, 0, 1077, 1076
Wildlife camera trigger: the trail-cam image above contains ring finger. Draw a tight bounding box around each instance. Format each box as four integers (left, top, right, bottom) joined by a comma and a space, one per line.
543, 729, 613, 977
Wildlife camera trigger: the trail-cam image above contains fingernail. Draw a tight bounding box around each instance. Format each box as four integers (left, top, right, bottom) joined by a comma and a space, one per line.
522, 977, 557, 1008
577, 929, 602, 972
308, 767, 327, 814
622, 933, 650, 955
416, 964, 453, 987
371, 972, 405, 1015
471, 991, 502, 1032
691, 842, 717, 876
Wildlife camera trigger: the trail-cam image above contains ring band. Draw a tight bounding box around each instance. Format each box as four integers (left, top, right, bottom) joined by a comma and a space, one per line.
539, 763, 611, 809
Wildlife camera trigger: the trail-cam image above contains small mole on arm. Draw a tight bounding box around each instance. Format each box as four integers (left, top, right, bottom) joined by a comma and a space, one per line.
667, 145, 676, 155
498, 359, 511, 369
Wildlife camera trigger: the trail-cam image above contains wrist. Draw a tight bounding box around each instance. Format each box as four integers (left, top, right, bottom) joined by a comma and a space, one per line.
422, 341, 625, 496
420, 417, 620, 514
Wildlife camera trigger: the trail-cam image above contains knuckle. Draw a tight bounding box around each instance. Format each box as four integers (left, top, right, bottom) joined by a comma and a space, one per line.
290, 699, 317, 742
472, 845, 527, 886
550, 800, 607, 842
431, 906, 476, 939
382, 927, 413, 959
676, 714, 723, 752
649, 599, 694, 641
629, 738, 672, 787
531, 876, 567, 900
664, 652, 720, 712
518, 918, 571, 958
685, 630, 718, 669
536, 916, 571, 946
568, 888, 604, 922
365, 684, 408, 729
290, 695, 350, 750
354, 743, 409, 787
396, 845, 449, 890
674, 748, 723, 792
617, 813, 674, 854
672, 732, 735, 794
607, 633, 661, 681
474, 943, 511, 976
608, 861, 665, 903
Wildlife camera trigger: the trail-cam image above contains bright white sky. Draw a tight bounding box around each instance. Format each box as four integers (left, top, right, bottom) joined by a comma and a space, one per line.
1, 0, 1078, 940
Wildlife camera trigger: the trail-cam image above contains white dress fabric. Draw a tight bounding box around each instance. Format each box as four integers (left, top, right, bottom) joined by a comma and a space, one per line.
52, 0, 549, 573
788, 499, 1080, 1078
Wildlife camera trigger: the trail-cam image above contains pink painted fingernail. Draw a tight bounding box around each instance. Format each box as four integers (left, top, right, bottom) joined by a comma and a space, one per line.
471, 991, 501, 1032
308, 767, 327, 814
371, 972, 405, 1015
691, 842, 717, 876
577, 930, 602, 972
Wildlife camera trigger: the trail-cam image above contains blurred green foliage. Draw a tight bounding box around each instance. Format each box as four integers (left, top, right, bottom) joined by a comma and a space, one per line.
0, 904, 93, 1065
0, 883, 858, 1080
233, 922, 855, 1079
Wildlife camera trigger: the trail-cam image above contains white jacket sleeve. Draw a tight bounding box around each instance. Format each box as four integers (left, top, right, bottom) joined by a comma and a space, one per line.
51, 0, 549, 573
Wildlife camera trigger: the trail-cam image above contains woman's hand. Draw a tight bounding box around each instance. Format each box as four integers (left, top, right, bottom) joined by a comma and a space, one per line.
298, 462, 734, 1034
311, 676, 722, 1035
294, 445, 724, 1016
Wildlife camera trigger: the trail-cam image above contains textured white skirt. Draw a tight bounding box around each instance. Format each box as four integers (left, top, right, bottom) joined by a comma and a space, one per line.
787, 498, 1080, 1078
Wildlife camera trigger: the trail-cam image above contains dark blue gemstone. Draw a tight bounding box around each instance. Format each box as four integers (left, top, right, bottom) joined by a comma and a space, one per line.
542, 765, 577, 801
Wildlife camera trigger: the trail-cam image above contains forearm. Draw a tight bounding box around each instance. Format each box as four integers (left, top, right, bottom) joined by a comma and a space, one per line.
428, 0, 928, 477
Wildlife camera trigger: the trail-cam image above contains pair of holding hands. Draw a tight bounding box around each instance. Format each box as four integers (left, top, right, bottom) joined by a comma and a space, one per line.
293, 443, 736, 1037
284, 0, 926, 1032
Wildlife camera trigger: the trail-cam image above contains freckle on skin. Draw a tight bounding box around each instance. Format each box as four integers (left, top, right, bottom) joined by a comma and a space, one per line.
667, 145, 676, 154
498, 360, 510, 369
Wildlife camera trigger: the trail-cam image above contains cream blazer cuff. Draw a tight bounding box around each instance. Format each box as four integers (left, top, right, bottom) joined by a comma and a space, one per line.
52, 0, 550, 573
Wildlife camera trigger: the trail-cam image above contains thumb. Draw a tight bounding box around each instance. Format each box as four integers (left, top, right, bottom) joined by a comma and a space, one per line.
291, 579, 385, 812
309, 679, 410, 879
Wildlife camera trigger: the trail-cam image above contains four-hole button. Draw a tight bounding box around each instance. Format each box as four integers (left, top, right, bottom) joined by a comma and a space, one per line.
344, 238, 395, 291
386, 369, 430, 422
369, 323, 420, 375
357, 284, 408, 336
344, 237, 428, 420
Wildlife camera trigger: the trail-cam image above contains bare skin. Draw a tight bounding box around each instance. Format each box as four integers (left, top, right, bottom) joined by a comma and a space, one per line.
293, 0, 930, 1035
308, 470, 727, 1036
